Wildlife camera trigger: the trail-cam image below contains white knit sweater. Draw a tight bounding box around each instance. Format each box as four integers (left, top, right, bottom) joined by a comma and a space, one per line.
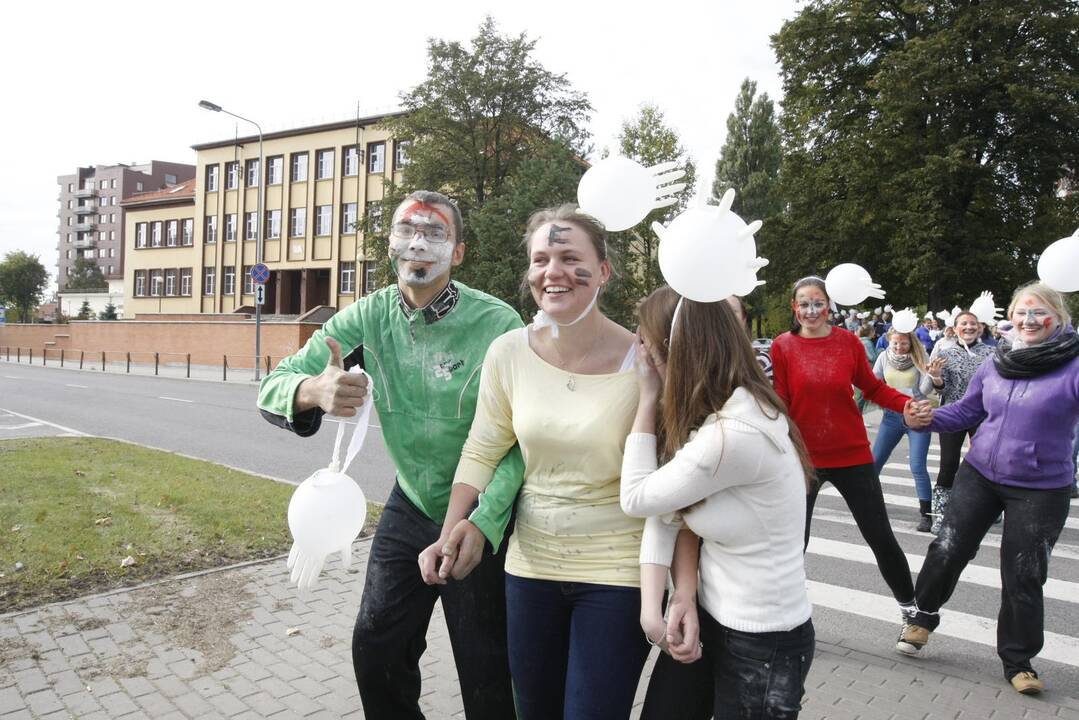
621, 387, 812, 633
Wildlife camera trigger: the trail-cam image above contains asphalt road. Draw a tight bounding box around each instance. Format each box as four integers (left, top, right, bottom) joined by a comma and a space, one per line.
3, 359, 1078, 697
0, 361, 399, 501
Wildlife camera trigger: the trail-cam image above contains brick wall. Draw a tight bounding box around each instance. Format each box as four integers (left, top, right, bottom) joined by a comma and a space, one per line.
0, 321, 319, 369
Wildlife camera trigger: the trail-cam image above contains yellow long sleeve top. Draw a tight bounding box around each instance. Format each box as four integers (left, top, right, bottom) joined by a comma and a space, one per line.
454, 328, 644, 587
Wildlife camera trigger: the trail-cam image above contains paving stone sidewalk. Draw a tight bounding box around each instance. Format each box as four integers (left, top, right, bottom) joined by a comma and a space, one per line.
2, 539, 1076, 719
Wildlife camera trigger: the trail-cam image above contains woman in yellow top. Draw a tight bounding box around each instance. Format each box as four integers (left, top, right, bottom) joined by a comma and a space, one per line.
420, 205, 649, 719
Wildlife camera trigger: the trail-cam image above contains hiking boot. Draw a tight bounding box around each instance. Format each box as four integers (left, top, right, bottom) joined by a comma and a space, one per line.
896, 624, 929, 656
1010, 671, 1043, 695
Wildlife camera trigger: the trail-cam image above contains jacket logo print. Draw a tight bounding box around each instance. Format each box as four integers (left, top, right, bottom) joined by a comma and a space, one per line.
432, 352, 465, 381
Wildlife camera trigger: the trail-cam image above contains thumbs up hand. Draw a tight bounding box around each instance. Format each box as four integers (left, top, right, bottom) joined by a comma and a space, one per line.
299, 336, 369, 417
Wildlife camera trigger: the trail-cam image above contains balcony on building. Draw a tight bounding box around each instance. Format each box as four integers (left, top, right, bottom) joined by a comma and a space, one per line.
72, 221, 95, 232
73, 187, 97, 199
73, 237, 96, 249
73, 202, 96, 215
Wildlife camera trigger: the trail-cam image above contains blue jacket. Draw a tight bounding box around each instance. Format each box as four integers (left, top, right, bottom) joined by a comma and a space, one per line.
926, 352, 1079, 489
914, 325, 935, 353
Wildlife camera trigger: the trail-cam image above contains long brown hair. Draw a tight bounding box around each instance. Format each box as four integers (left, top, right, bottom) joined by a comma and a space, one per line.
637, 286, 815, 490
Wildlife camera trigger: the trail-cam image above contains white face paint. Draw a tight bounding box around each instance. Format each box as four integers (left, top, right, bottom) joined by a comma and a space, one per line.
388, 202, 456, 288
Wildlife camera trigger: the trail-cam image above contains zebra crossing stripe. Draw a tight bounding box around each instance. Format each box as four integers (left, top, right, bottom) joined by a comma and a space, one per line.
818, 487, 1079, 531
885, 462, 940, 474
807, 537, 1078, 603
810, 507, 1079, 562
806, 580, 1079, 668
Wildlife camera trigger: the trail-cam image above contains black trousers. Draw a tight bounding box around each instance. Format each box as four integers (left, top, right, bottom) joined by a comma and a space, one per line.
805, 463, 914, 603
351, 483, 515, 719
935, 426, 978, 489
912, 462, 1072, 679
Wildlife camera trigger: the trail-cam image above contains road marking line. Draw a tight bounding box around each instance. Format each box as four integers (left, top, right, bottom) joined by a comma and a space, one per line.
819, 487, 1079, 531
158, 396, 193, 403
808, 537, 1078, 603
0, 407, 87, 437
886, 462, 940, 473
65, 384, 89, 389
807, 581, 1079, 668
3, 376, 20, 380
811, 507, 1079, 561
0, 422, 43, 430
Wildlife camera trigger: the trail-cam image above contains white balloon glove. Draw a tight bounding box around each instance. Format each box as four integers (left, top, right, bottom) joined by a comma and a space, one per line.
969, 291, 1003, 324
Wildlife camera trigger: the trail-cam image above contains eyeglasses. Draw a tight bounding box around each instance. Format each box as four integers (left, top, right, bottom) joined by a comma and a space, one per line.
390, 222, 450, 243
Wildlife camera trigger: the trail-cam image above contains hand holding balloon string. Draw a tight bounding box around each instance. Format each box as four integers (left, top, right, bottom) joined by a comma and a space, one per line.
297, 336, 369, 416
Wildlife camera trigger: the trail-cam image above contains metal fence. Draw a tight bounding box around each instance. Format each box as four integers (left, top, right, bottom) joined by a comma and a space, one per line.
0, 347, 278, 382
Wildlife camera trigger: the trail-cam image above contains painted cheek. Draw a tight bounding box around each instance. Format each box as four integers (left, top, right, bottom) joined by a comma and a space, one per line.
1043, 317, 1053, 330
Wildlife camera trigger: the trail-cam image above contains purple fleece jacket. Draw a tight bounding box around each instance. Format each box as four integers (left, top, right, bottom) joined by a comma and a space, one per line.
926, 352, 1079, 489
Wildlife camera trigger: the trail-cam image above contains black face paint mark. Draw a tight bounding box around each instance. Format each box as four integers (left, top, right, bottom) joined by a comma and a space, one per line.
573, 268, 592, 287
548, 224, 571, 246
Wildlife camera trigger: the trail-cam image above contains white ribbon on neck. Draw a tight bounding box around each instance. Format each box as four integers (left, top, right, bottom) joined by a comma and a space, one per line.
532, 289, 601, 339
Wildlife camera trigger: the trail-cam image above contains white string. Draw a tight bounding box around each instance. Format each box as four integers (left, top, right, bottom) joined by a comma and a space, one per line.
328, 368, 374, 475
532, 288, 601, 339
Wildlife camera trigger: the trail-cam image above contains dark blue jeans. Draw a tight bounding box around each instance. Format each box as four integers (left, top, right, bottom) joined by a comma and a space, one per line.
505, 574, 650, 720
701, 609, 815, 720
351, 483, 514, 720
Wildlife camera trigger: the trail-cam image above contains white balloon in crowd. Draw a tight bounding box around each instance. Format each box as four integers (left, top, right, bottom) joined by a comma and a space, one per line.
577, 156, 687, 232
891, 308, 919, 334
970, 291, 1004, 325
825, 263, 886, 306
654, 188, 767, 302
936, 309, 954, 328
287, 467, 367, 590
1037, 228, 1079, 293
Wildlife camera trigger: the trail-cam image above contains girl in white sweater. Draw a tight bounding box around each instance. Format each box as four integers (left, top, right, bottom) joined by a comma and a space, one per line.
622, 286, 816, 719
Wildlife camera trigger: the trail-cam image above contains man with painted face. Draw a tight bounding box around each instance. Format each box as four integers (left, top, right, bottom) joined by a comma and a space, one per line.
257, 190, 523, 719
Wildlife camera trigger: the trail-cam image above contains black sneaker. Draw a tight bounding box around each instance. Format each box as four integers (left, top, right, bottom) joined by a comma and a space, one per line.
917, 515, 932, 533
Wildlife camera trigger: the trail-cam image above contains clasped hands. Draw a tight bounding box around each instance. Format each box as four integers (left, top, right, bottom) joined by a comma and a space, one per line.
642, 592, 703, 664
418, 519, 486, 585
903, 398, 933, 429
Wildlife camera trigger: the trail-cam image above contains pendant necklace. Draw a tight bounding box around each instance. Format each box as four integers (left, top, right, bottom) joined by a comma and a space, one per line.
550, 331, 600, 392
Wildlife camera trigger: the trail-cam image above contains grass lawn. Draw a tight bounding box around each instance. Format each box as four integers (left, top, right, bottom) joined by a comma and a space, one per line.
0, 437, 381, 613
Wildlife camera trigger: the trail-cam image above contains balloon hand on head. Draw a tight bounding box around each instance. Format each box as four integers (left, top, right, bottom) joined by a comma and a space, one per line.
970, 291, 1003, 323
577, 156, 686, 232
825, 263, 887, 306
648, 160, 688, 211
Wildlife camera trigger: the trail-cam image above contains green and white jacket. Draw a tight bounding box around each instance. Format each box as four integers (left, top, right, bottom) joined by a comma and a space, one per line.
257, 281, 526, 549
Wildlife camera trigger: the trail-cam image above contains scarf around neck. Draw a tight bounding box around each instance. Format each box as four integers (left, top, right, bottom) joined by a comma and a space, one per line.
886, 350, 914, 372
993, 327, 1079, 379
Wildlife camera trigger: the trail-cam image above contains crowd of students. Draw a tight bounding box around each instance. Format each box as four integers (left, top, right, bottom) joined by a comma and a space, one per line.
260, 191, 1078, 719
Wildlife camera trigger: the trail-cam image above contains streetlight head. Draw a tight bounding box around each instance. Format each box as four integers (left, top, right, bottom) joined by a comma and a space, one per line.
198, 100, 222, 112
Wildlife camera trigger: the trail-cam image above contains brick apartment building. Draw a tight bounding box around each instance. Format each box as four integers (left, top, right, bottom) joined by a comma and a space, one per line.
56, 161, 195, 290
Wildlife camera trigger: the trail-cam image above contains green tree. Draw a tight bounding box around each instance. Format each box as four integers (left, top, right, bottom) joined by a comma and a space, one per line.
76, 301, 93, 320
712, 78, 783, 220
772, 1, 1079, 310
367, 17, 592, 307
0, 251, 48, 323
605, 104, 697, 325
711, 78, 783, 334
65, 257, 107, 291
99, 302, 118, 321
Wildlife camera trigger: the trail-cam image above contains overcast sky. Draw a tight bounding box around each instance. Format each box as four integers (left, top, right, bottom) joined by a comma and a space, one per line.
1, 0, 801, 292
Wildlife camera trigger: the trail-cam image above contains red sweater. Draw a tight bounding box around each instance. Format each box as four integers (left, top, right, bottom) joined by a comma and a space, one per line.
771, 328, 910, 468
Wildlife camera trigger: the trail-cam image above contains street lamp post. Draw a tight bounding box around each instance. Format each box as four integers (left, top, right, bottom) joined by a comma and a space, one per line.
199, 100, 264, 381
